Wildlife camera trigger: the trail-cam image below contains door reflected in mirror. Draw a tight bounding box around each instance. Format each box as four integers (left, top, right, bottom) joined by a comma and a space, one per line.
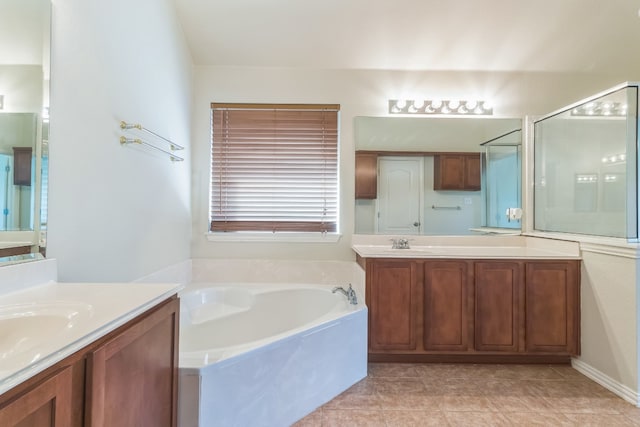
354, 116, 522, 236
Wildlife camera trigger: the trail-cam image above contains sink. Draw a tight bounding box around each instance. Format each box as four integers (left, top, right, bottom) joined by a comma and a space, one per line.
0, 301, 93, 367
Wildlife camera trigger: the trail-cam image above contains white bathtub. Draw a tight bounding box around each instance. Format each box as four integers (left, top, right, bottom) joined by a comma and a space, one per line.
177, 283, 368, 427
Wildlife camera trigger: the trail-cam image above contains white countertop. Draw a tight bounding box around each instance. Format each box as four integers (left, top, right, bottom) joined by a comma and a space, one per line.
0, 281, 182, 395
352, 244, 581, 259
352, 235, 581, 260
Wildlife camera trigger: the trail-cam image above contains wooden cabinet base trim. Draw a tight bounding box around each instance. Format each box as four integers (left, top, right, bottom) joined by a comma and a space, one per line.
368, 353, 572, 364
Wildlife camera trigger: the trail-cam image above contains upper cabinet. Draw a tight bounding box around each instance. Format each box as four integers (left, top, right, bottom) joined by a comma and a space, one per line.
355, 152, 377, 199
433, 154, 481, 191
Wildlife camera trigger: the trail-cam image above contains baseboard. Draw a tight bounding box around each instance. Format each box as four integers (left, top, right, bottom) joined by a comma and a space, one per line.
572, 358, 639, 407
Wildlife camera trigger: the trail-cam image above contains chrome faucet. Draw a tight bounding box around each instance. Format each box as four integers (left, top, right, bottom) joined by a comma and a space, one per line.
332, 284, 358, 305
391, 237, 410, 249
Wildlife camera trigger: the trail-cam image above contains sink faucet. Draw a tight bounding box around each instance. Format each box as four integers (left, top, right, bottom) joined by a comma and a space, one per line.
332, 284, 358, 305
391, 238, 410, 249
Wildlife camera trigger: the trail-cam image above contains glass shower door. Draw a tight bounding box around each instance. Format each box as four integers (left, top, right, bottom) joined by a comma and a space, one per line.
482, 130, 522, 229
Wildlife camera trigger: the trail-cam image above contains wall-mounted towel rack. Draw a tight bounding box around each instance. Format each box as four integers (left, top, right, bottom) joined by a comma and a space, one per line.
120, 121, 184, 151
432, 205, 461, 210
119, 120, 184, 162
119, 137, 184, 162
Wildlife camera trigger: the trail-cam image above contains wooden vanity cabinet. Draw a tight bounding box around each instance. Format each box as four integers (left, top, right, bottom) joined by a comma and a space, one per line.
355, 152, 378, 199
367, 260, 420, 351
0, 367, 73, 427
474, 261, 524, 352
433, 154, 481, 191
525, 261, 580, 355
364, 257, 580, 362
423, 261, 472, 351
0, 296, 179, 427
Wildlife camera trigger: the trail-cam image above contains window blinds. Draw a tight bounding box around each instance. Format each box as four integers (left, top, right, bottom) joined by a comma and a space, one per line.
210, 103, 339, 233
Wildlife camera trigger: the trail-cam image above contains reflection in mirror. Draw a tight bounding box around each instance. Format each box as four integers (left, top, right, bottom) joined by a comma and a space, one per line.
0, 0, 50, 261
0, 113, 37, 231
481, 129, 522, 229
354, 116, 522, 235
534, 84, 637, 239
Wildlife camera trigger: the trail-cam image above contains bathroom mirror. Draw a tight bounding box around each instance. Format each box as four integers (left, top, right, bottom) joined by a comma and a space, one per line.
354, 116, 522, 235
0, 0, 50, 261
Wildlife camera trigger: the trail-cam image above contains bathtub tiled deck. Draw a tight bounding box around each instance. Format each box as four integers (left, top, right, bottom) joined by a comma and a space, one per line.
294, 363, 640, 426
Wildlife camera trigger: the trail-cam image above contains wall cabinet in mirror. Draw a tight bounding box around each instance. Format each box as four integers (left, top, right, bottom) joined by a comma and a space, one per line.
12, 147, 33, 186
434, 154, 481, 191
355, 152, 378, 199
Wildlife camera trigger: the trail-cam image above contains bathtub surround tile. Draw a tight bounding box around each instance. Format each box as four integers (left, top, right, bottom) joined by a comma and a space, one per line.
190, 258, 364, 288
134, 259, 192, 285
292, 363, 640, 426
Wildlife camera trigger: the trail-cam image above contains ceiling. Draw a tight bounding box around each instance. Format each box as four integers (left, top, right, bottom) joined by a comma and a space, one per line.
173, 0, 640, 74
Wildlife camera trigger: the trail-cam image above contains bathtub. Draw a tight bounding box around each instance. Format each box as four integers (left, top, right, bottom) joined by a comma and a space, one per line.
177, 283, 368, 427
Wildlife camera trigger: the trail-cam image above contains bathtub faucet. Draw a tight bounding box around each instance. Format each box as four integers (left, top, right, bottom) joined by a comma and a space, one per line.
332, 284, 358, 305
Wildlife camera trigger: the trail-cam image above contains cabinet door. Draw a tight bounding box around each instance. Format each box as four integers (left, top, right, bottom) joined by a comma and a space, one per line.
525, 261, 580, 354
475, 261, 523, 352
433, 154, 481, 191
0, 367, 72, 427
355, 152, 377, 199
424, 261, 471, 351
85, 298, 179, 427
367, 260, 419, 351
434, 155, 464, 190
463, 154, 481, 190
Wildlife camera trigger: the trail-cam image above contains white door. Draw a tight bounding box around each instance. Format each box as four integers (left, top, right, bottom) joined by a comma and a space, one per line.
376, 157, 423, 234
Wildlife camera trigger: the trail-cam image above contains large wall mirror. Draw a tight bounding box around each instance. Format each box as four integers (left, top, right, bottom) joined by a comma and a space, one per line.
354, 116, 522, 235
0, 0, 50, 262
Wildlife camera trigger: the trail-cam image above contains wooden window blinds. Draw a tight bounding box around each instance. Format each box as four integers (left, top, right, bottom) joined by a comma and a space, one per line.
210, 103, 340, 233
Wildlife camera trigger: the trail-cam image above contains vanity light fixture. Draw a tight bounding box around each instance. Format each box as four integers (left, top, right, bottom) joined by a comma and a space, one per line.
601, 153, 626, 164
388, 99, 493, 115
0, 95, 4, 110
571, 101, 627, 117
576, 174, 598, 183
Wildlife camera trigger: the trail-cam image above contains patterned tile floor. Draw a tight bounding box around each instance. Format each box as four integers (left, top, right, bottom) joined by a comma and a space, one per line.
293, 363, 640, 426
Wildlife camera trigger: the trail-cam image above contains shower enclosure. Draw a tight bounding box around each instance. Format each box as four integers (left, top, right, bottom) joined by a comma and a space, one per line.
533, 83, 638, 240
481, 129, 522, 230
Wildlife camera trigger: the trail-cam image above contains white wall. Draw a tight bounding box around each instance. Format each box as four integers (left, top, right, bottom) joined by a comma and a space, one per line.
576, 248, 638, 400
191, 67, 629, 260
47, 0, 193, 281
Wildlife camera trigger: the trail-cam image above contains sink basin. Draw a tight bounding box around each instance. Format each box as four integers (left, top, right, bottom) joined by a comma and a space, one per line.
0, 301, 93, 366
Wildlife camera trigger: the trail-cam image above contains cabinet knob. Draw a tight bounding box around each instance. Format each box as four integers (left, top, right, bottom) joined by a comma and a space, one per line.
413, 222, 420, 227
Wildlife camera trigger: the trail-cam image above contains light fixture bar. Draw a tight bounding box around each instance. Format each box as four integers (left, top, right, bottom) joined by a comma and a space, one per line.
388, 99, 493, 115
571, 101, 627, 117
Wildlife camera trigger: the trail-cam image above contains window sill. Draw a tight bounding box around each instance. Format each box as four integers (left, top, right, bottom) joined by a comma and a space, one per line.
205, 232, 342, 243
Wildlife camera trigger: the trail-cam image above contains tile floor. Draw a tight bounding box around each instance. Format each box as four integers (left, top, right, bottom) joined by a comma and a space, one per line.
293, 363, 640, 426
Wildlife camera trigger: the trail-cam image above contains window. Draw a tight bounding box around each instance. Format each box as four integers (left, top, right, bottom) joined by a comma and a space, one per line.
210, 103, 339, 234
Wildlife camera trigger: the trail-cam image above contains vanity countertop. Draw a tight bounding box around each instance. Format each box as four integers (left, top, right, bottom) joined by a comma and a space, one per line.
352, 235, 581, 260
0, 281, 182, 395
352, 244, 581, 259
